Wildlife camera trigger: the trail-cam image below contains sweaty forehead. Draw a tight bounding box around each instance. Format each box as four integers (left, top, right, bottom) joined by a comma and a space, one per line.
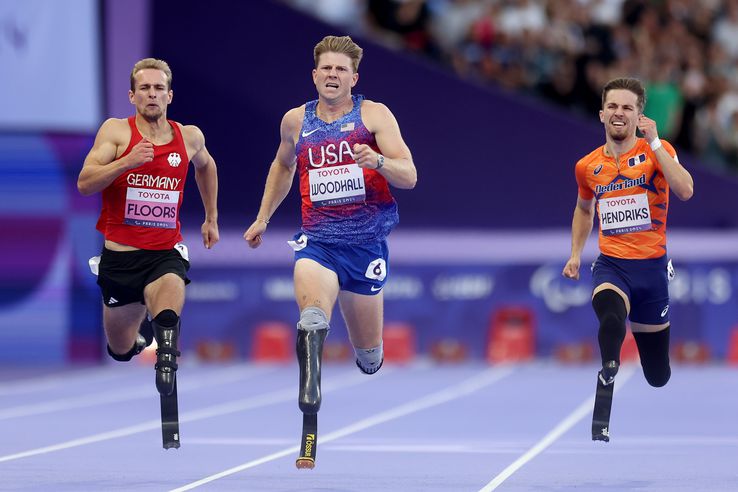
605, 89, 638, 107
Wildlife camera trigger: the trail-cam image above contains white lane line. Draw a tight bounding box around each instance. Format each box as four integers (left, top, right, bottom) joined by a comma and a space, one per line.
170, 366, 515, 492
0, 366, 275, 421
186, 435, 738, 452
0, 367, 386, 464
478, 365, 636, 491
183, 438, 528, 454
186, 433, 738, 454
0, 367, 125, 397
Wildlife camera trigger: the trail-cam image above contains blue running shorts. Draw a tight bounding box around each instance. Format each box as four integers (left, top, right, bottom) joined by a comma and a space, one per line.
591, 253, 673, 325
289, 232, 389, 296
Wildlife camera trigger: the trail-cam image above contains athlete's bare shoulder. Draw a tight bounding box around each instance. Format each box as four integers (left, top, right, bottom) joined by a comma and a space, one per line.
94, 117, 132, 148
359, 99, 395, 133
100, 117, 129, 128
283, 105, 305, 127
98, 117, 129, 135
281, 105, 306, 141
360, 98, 390, 116
177, 123, 205, 146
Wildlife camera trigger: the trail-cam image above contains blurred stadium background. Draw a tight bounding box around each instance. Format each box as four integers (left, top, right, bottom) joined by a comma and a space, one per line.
1, 0, 737, 367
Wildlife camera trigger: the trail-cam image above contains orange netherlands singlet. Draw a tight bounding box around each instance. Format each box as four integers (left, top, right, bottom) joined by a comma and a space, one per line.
575, 138, 678, 259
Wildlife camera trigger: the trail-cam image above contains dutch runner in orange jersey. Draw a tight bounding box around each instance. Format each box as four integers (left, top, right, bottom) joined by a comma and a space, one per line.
562, 78, 693, 442
78, 58, 220, 448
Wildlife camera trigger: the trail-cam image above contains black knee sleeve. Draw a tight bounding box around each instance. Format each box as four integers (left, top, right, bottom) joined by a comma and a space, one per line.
107, 342, 139, 362
153, 309, 179, 328
592, 290, 628, 366
634, 327, 671, 387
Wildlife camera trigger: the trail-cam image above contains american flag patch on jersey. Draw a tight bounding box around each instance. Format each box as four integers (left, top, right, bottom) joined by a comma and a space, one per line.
340, 122, 355, 132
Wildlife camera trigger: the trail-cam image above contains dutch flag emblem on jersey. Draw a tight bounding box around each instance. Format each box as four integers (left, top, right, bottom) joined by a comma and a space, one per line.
628, 153, 646, 167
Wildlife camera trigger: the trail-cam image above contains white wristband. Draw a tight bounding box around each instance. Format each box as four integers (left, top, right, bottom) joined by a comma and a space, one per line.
650, 138, 662, 151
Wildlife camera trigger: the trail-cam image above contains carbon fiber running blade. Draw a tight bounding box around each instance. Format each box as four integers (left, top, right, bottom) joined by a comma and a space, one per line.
592, 376, 614, 442
296, 413, 318, 468
161, 379, 180, 449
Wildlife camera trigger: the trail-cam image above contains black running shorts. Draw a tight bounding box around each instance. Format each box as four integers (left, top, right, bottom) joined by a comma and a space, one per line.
97, 247, 190, 307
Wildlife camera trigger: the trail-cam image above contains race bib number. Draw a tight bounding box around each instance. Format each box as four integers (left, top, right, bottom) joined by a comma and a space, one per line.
365, 258, 387, 282
308, 164, 365, 207
124, 187, 179, 228
599, 193, 651, 236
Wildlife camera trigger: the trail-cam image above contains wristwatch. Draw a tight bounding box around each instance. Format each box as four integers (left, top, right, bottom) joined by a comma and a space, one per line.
376, 153, 385, 170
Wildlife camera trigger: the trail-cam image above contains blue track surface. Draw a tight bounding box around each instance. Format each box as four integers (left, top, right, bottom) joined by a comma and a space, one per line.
0, 361, 735, 491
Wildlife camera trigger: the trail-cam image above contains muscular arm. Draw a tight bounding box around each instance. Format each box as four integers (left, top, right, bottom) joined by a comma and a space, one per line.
77, 118, 151, 196
562, 197, 595, 280
243, 109, 300, 248
183, 125, 219, 249
653, 145, 694, 201
638, 114, 694, 201
356, 101, 417, 189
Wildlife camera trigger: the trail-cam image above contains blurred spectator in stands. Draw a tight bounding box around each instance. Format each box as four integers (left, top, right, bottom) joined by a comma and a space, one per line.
537, 56, 578, 110
429, 0, 486, 58
674, 43, 708, 152
496, 0, 546, 38
694, 82, 738, 172
288, 0, 365, 30
644, 59, 683, 142
366, 0, 438, 56
282, 0, 738, 173
712, 0, 738, 60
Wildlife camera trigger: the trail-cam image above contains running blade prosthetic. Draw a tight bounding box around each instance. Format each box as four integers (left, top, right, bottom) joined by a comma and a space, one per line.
296, 413, 318, 469
160, 378, 180, 449
592, 363, 618, 442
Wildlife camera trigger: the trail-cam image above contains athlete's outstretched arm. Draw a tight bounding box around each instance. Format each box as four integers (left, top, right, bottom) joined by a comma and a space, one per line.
563, 197, 595, 280
638, 114, 693, 201
244, 109, 300, 248
186, 125, 220, 249
356, 101, 417, 189
78, 118, 153, 196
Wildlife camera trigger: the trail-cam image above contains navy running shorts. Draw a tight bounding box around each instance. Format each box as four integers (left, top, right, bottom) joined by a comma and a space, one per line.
289, 232, 389, 296
591, 253, 673, 325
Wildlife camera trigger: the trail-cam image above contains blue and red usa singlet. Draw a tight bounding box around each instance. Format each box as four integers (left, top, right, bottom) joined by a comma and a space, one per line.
295, 94, 399, 244
96, 117, 190, 250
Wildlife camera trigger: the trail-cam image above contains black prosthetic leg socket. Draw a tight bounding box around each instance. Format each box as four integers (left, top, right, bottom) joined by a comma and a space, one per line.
153, 310, 181, 396
598, 360, 620, 386
297, 327, 328, 414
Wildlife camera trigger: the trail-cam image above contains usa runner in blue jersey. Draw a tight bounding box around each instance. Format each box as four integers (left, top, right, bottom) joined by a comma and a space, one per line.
243, 35, 416, 469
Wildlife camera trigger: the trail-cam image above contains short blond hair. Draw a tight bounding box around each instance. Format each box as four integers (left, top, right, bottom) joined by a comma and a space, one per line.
130, 58, 172, 91
313, 36, 363, 73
